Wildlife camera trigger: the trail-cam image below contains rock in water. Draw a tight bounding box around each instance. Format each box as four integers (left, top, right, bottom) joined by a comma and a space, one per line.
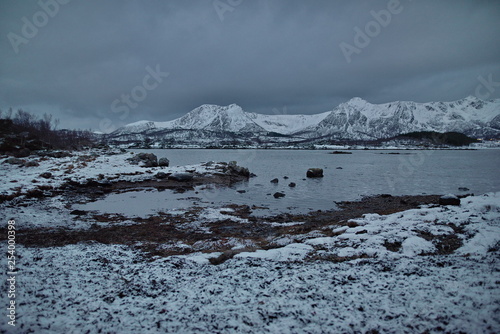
288, 182, 296, 187
270, 178, 279, 183
330, 150, 352, 154
228, 163, 250, 177
306, 168, 323, 178
273, 192, 285, 198
439, 194, 461, 206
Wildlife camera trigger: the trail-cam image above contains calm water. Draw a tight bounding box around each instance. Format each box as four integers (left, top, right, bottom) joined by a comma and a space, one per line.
76, 149, 500, 217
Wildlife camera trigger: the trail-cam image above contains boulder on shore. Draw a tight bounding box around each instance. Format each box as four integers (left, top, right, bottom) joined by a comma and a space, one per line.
228, 162, 250, 178
127, 153, 158, 167
158, 157, 170, 167
439, 194, 461, 206
155, 172, 169, 179
14, 148, 31, 158
306, 168, 323, 178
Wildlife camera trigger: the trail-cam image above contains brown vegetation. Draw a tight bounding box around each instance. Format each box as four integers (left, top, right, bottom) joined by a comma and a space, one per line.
0, 108, 96, 155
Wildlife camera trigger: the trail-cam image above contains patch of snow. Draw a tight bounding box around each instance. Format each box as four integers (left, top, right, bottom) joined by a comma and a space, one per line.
199, 208, 249, 223
236, 243, 314, 262
401, 236, 435, 256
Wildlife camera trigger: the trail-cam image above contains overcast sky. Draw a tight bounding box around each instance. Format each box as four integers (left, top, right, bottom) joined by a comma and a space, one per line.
1, 0, 499, 131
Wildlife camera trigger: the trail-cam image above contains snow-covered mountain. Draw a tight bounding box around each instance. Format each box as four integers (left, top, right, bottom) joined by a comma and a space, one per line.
107, 96, 500, 145
111, 104, 329, 136
305, 96, 500, 140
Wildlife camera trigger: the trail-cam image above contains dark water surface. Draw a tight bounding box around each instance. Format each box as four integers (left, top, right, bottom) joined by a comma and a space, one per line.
76, 149, 500, 217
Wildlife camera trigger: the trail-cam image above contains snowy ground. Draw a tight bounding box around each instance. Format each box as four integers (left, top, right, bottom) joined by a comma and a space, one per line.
1, 193, 499, 333
0, 149, 224, 198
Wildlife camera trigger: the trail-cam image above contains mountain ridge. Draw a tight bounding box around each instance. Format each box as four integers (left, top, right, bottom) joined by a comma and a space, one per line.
107, 96, 500, 145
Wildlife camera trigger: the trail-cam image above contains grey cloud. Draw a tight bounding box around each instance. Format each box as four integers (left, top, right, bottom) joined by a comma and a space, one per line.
0, 0, 499, 131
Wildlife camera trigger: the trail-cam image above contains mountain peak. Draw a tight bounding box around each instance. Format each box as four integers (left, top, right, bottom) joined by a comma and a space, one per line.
195, 103, 243, 113
461, 95, 482, 103
345, 97, 369, 106
225, 104, 244, 113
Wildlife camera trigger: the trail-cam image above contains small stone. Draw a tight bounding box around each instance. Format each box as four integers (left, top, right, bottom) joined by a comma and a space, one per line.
458, 187, 470, 191
40, 172, 52, 179
237, 190, 246, 193
24, 160, 39, 167
155, 172, 168, 179
3, 157, 24, 165
273, 192, 285, 198
46, 151, 71, 158
70, 210, 87, 215
288, 182, 296, 187
270, 178, 279, 183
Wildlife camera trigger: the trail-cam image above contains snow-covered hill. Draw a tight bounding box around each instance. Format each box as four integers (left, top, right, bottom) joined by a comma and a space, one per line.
107, 97, 500, 145
112, 104, 329, 136
307, 96, 500, 140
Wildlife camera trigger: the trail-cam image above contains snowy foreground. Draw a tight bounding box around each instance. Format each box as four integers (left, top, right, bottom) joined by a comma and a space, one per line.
2, 193, 499, 333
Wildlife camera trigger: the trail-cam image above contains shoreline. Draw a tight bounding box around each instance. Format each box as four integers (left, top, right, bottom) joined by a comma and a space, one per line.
0, 149, 250, 203
0, 193, 453, 258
